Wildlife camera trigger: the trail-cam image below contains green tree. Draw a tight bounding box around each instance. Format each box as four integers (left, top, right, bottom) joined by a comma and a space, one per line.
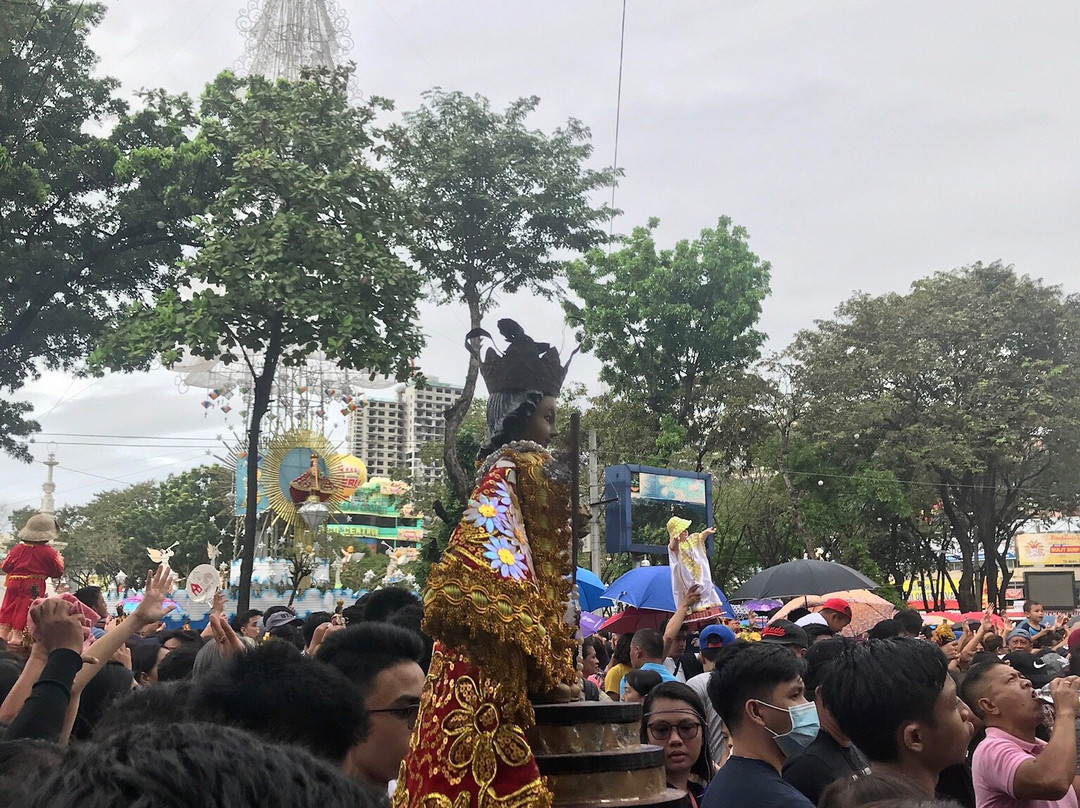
12, 466, 233, 590
0, 1, 213, 459
388, 90, 615, 500
564, 217, 771, 470
91, 67, 425, 611
410, 396, 488, 588
792, 263, 1080, 611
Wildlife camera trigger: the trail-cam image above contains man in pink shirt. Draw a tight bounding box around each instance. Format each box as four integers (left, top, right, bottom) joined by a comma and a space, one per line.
962, 660, 1080, 808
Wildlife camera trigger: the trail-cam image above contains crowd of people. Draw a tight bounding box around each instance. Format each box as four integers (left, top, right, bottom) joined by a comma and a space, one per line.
586, 596, 1080, 808
3, 319, 1078, 808
1, 568, 1078, 808
0, 566, 433, 806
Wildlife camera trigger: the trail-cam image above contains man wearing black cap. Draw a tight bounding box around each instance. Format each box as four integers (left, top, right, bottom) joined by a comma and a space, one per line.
260, 606, 305, 648
762, 620, 810, 658
1004, 651, 1055, 691
782, 638, 870, 804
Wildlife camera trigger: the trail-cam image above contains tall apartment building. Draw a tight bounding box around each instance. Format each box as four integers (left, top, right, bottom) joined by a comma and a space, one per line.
348, 379, 463, 484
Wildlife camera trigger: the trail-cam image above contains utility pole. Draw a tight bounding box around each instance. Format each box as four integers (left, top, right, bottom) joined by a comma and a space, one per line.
588, 428, 602, 575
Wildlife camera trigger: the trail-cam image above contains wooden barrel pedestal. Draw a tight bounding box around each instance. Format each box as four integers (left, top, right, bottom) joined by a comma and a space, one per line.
529, 702, 687, 808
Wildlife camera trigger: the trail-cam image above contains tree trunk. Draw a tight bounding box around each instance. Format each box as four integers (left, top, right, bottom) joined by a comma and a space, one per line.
443, 291, 483, 501
996, 533, 1014, 611
937, 483, 977, 612
236, 318, 284, 613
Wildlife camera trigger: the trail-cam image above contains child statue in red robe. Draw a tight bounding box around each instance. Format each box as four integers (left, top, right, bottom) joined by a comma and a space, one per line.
0, 513, 65, 643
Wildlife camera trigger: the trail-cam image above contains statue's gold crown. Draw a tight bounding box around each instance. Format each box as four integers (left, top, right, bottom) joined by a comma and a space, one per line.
468, 319, 572, 398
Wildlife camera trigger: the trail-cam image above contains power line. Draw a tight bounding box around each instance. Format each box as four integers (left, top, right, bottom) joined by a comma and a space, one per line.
774, 467, 1067, 499
36, 432, 220, 441
607, 0, 628, 252
4, 452, 213, 510
36, 440, 219, 449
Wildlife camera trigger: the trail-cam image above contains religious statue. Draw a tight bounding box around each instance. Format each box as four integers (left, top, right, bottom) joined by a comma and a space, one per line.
393, 319, 580, 808
288, 452, 336, 503
0, 513, 65, 643
666, 517, 725, 622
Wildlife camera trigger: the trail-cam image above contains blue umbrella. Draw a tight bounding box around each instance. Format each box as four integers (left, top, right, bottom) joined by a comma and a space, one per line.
576, 567, 607, 612
601, 566, 734, 618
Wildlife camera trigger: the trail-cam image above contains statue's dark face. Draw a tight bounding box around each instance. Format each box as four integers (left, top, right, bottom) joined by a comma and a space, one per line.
521, 395, 557, 447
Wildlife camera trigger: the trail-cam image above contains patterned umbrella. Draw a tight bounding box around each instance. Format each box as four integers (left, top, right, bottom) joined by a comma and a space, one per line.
773, 589, 895, 637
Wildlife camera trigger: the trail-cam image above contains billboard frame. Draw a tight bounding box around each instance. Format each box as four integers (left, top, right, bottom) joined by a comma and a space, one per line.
604, 464, 713, 556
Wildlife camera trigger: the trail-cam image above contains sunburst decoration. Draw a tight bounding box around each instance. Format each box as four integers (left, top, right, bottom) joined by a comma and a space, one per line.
259, 428, 346, 532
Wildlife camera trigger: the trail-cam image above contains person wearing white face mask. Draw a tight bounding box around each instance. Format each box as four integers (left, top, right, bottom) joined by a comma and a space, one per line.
701, 641, 818, 808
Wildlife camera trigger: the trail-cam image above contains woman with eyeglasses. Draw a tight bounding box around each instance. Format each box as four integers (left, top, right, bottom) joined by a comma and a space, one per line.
640, 681, 714, 808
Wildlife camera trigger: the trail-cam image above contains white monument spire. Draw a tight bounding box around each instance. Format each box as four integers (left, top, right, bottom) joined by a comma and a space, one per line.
40, 451, 58, 515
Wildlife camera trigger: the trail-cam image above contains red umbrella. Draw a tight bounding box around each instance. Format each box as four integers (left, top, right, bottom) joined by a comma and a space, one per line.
597, 607, 671, 635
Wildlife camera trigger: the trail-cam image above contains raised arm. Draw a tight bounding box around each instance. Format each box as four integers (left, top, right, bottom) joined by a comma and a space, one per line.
2, 599, 90, 742
72, 565, 176, 692
1012, 676, 1079, 800
663, 584, 704, 659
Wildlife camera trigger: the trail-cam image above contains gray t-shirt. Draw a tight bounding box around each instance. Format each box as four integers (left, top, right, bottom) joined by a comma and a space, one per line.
687, 671, 726, 764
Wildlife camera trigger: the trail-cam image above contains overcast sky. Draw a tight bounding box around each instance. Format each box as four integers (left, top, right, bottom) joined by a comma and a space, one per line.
3, 1, 1078, 522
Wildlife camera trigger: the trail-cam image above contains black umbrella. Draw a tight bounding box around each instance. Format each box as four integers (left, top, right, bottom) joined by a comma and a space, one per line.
730, 559, 878, 600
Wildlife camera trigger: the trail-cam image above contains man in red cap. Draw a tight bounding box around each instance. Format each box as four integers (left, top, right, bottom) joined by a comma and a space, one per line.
818, 599, 852, 634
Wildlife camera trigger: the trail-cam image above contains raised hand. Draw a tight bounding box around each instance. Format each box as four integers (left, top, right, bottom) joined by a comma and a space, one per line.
112, 644, 132, 670
31, 598, 84, 655
210, 588, 225, 616
680, 583, 705, 610
306, 620, 345, 657
209, 613, 245, 659
133, 566, 177, 626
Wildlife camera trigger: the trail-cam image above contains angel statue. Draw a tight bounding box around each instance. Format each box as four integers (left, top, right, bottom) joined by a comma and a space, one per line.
146, 542, 179, 566
207, 542, 222, 563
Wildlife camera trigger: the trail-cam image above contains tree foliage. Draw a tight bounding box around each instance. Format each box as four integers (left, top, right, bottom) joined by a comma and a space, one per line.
565, 217, 771, 470
8, 465, 232, 590
91, 66, 425, 611
0, 1, 212, 459
791, 263, 1080, 610
388, 89, 615, 500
